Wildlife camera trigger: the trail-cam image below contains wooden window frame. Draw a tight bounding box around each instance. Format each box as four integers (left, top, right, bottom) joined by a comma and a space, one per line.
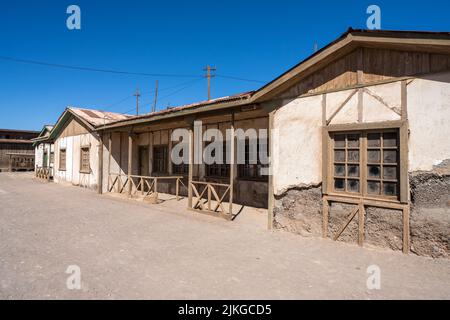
237, 137, 269, 181
153, 145, 168, 174
59, 148, 66, 171
323, 121, 408, 204
80, 146, 91, 174
205, 141, 230, 179
171, 142, 188, 176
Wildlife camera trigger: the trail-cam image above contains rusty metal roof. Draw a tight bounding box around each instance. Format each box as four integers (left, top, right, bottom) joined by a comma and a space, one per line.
69, 107, 133, 127
96, 91, 254, 129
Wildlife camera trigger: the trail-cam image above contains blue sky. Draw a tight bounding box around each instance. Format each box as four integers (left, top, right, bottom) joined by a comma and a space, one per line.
1, 0, 449, 130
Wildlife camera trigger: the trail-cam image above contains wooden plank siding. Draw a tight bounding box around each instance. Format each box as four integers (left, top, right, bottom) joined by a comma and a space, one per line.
279, 47, 450, 99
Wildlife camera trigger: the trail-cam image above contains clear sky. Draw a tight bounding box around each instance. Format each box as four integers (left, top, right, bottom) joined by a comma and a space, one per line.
1, 0, 449, 130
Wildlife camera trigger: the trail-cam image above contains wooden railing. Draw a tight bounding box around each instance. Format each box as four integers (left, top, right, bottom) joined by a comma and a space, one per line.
35, 166, 52, 180
108, 173, 186, 200
189, 181, 233, 220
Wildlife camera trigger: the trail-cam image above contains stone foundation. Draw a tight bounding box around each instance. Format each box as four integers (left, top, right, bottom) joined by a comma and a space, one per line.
273, 161, 450, 258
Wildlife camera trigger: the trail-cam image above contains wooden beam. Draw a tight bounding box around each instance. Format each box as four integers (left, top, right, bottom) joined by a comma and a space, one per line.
107, 133, 112, 191
229, 113, 235, 216
322, 197, 329, 238
98, 133, 104, 194
401, 80, 408, 120
326, 90, 358, 125
128, 132, 133, 197
333, 206, 359, 241
403, 205, 410, 254
358, 201, 365, 247
187, 126, 194, 209
267, 111, 275, 230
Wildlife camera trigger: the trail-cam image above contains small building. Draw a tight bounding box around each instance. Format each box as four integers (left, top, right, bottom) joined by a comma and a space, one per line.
0, 128, 39, 172
47, 107, 132, 189
32, 125, 54, 180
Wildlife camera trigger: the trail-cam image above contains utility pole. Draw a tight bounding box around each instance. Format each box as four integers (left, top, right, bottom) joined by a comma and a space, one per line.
152, 80, 159, 113
203, 65, 216, 101
134, 87, 141, 115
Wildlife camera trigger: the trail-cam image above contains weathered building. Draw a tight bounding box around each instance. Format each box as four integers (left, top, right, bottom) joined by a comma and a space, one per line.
46, 107, 131, 189
45, 29, 450, 258
32, 125, 54, 180
0, 128, 39, 172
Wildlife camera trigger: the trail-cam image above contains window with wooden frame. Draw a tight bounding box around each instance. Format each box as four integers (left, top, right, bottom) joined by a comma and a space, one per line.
205, 141, 230, 178
329, 129, 401, 201
59, 149, 66, 171
80, 147, 90, 173
153, 145, 168, 174
172, 144, 188, 175
238, 138, 269, 181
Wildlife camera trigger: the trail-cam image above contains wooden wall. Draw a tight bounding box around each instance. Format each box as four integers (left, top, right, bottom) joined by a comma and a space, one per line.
281, 47, 450, 98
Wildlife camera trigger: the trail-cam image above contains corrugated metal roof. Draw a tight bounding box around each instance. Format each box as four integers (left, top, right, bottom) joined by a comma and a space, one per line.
69, 107, 133, 127
98, 91, 254, 128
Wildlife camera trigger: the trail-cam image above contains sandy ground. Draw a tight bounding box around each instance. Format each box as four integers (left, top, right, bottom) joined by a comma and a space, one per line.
0, 172, 449, 300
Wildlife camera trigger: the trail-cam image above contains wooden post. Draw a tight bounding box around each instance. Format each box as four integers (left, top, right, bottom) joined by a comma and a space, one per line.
8, 154, 12, 172
403, 205, 410, 254
128, 132, 133, 197
107, 133, 112, 191
188, 126, 194, 209
176, 178, 180, 201
267, 111, 275, 230
98, 133, 104, 194
207, 184, 212, 211
322, 197, 329, 238
358, 201, 365, 247
168, 129, 173, 175
229, 113, 235, 216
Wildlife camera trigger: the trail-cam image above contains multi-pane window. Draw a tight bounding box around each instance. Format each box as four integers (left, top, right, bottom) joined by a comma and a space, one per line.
331, 130, 400, 199
59, 149, 66, 171
238, 138, 269, 180
366, 132, 399, 197
172, 146, 188, 175
80, 147, 90, 173
333, 133, 361, 193
205, 142, 230, 178
153, 145, 168, 174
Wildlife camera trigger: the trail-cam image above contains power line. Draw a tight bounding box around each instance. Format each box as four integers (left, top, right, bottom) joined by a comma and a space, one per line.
216, 74, 266, 84
0, 56, 202, 78
0, 55, 267, 84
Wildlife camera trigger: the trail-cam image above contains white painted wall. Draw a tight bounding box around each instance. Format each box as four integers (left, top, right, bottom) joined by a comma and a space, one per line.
54, 133, 100, 190
34, 143, 54, 168
408, 72, 450, 172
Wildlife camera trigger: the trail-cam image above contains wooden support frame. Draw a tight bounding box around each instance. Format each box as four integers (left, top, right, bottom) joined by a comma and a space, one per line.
98, 133, 104, 194
127, 132, 133, 197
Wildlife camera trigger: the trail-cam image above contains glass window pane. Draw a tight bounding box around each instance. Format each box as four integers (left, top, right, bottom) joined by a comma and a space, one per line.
347, 165, 359, 177
334, 150, 345, 162
368, 181, 381, 195
383, 182, 398, 196
334, 165, 345, 177
347, 150, 359, 162
334, 179, 345, 191
347, 134, 360, 147
383, 166, 398, 180
368, 150, 380, 163
347, 179, 360, 193
383, 150, 397, 164
383, 132, 398, 147
334, 135, 346, 148
368, 133, 381, 147
368, 166, 381, 178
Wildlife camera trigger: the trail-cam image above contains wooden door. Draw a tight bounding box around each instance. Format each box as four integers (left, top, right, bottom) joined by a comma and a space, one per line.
139, 146, 149, 176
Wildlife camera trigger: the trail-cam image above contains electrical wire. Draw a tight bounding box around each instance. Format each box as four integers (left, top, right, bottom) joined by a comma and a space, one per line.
0, 56, 202, 78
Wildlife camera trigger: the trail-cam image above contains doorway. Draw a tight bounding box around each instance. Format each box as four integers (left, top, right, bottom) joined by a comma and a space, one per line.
139, 146, 149, 176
